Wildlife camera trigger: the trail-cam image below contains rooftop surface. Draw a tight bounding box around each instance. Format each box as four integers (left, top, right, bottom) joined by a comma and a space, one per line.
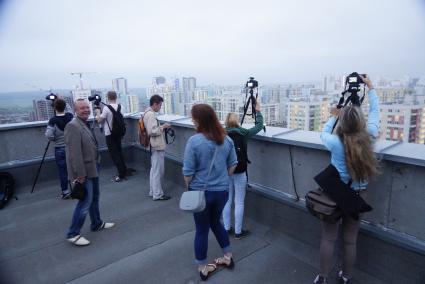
0, 164, 384, 284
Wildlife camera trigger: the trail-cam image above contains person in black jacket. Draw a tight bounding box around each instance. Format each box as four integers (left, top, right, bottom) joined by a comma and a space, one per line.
45, 98, 73, 199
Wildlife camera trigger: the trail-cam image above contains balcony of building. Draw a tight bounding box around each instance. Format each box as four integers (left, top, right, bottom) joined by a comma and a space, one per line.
0, 114, 425, 284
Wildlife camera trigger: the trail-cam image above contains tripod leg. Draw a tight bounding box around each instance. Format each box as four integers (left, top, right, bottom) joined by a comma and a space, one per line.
241, 96, 251, 125
31, 141, 51, 193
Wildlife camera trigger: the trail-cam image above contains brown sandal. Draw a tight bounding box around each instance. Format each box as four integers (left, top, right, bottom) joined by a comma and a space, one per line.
199, 263, 217, 281
214, 255, 234, 269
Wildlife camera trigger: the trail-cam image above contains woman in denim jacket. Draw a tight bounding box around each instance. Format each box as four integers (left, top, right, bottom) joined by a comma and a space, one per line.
314, 75, 380, 284
183, 104, 238, 281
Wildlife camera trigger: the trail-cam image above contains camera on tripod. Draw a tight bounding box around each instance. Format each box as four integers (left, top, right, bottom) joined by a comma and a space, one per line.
88, 94, 102, 106
337, 72, 367, 108
45, 93, 57, 101
246, 77, 258, 89
241, 76, 265, 131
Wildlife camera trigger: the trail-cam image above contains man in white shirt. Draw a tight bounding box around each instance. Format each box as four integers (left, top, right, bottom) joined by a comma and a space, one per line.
95, 91, 129, 182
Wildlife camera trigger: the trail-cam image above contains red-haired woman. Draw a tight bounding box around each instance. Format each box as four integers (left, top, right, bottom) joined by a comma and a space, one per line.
183, 104, 238, 281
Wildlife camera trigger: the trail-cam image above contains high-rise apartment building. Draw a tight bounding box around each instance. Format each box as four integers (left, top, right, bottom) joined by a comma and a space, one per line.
182, 77, 196, 93
126, 94, 139, 113
112, 77, 128, 98
32, 100, 55, 121
153, 76, 166, 86
287, 99, 329, 131
379, 103, 425, 144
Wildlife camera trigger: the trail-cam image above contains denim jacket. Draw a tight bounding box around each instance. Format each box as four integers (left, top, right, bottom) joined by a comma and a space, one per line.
183, 133, 237, 191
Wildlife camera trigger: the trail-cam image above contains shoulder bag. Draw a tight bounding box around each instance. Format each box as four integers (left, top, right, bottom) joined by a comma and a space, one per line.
179, 146, 218, 213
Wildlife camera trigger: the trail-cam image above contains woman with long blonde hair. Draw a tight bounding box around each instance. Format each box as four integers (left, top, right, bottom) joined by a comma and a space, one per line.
222, 101, 263, 239
314, 75, 380, 284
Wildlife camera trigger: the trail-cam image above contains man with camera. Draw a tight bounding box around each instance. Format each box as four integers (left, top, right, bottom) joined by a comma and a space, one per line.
95, 91, 131, 182
65, 99, 114, 246
143, 95, 171, 201
45, 98, 73, 199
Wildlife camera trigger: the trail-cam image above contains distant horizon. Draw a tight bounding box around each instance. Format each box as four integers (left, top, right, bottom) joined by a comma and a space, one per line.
0, 72, 423, 93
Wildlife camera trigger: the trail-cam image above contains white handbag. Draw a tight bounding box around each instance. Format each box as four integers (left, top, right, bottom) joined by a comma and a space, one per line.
179, 146, 218, 213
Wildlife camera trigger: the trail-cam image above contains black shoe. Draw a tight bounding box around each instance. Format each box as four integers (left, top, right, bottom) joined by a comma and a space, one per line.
112, 176, 122, 182
234, 230, 250, 240
226, 227, 234, 235
313, 275, 327, 284
153, 195, 171, 201
61, 192, 71, 199
337, 271, 350, 284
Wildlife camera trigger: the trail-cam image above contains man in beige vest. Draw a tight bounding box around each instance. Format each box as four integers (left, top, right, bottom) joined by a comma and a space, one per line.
144, 95, 171, 200
65, 99, 114, 246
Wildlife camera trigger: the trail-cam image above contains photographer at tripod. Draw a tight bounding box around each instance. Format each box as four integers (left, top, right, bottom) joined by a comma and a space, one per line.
222, 101, 263, 239
45, 98, 73, 199
314, 74, 380, 284
95, 91, 131, 182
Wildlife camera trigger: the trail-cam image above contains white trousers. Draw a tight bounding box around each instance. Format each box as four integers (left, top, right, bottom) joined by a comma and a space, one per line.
149, 150, 165, 199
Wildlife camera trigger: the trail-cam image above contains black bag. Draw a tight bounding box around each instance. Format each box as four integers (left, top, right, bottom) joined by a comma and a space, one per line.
71, 181, 85, 200
106, 104, 126, 139
0, 172, 15, 210
313, 164, 372, 220
305, 188, 343, 223
228, 131, 249, 173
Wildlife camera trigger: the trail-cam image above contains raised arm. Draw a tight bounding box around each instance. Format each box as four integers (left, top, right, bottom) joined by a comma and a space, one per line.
358, 74, 379, 138
320, 109, 339, 151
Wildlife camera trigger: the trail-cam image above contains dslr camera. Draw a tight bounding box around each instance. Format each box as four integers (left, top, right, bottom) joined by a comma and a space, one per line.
88, 94, 102, 106
246, 77, 258, 89
45, 93, 57, 101
337, 72, 367, 108
346, 72, 366, 94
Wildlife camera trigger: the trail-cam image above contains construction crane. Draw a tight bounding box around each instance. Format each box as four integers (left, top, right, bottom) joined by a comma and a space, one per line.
70, 72, 96, 89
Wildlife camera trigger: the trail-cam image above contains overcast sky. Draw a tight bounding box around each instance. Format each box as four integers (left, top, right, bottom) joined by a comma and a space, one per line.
0, 0, 425, 92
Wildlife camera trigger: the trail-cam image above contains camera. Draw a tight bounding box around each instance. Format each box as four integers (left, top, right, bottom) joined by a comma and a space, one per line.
88, 94, 102, 106
45, 93, 57, 101
346, 72, 366, 93
165, 128, 175, 144
246, 77, 258, 89
337, 72, 367, 108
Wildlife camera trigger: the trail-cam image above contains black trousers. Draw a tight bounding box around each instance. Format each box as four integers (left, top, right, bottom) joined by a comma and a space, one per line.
106, 135, 127, 178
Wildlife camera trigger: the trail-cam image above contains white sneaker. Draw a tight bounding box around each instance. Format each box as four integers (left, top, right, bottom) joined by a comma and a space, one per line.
101, 222, 115, 229
67, 235, 90, 246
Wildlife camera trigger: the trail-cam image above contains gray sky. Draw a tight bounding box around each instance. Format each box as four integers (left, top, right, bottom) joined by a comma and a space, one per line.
1, 0, 425, 92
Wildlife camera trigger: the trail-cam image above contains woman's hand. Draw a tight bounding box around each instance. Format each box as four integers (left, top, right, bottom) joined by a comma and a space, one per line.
359, 74, 374, 90
330, 107, 340, 117
254, 101, 261, 112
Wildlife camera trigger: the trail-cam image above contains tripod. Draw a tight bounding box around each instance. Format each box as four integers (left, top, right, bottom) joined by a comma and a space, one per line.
30, 140, 51, 193
240, 88, 266, 132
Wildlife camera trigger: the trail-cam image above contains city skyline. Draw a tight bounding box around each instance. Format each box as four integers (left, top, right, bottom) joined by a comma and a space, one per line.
1, 0, 425, 92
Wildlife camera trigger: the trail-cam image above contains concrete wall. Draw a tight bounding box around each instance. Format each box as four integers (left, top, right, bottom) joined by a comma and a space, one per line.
2, 116, 425, 250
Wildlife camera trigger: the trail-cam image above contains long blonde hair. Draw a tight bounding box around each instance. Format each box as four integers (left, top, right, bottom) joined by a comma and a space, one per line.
336, 105, 379, 181
225, 113, 240, 128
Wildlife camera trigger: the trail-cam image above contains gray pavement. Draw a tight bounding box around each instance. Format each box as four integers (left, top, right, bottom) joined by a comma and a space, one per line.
0, 164, 384, 284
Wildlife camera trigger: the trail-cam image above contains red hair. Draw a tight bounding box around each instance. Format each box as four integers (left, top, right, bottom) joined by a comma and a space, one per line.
191, 104, 225, 145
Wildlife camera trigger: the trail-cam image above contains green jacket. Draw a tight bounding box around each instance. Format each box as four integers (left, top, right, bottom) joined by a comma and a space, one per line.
226, 112, 264, 142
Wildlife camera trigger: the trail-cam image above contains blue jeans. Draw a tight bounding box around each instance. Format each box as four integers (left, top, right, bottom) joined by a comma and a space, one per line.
67, 177, 103, 238
54, 147, 69, 193
222, 172, 247, 234
193, 190, 231, 264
